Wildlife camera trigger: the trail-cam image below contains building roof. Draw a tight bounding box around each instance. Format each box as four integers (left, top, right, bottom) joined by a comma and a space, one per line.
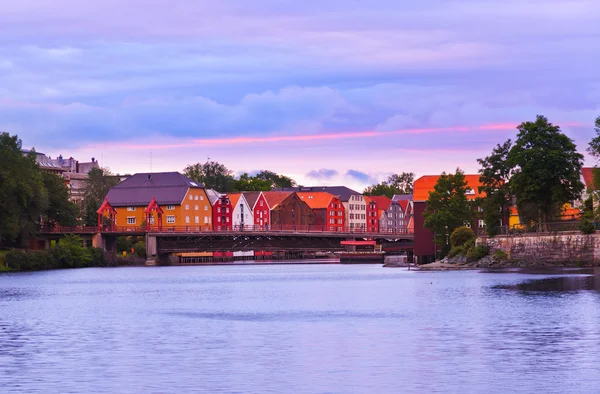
205, 189, 222, 205
105, 172, 202, 207
241, 191, 262, 209
275, 186, 359, 201
262, 191, 292, 209
413, 174, 484, 202
392, 194, 413, 201
397, 200, 409, 213
296, 191, 336, 209
582, 167, 597, 190
227, 193, 244, 209
368, 196, 392, 211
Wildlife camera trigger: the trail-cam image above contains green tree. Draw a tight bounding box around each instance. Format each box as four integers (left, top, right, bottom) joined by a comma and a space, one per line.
253, 170, 296, 188
0, 133, 48, 246
587, 115, 600, 159
82, 167, 119, 226
423, 169, 474, 256
477, 140, 513, 236
364, 172, 415, 198
508, 115, 584, 231
234, 173, 273, 191
184, 160, 236, 192
42, 172, 79, 227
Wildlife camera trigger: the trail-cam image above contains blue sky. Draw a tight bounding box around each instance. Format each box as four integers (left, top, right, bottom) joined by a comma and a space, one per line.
1, 0, 599, 190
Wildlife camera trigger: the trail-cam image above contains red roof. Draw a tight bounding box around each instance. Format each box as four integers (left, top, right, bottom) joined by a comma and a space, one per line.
368, 196, 392, 211
262, 191, 292, 209
296, 192, 336, 209
582, 167, 597, 190
414, 174, 484, 202
397, 200, 409, 213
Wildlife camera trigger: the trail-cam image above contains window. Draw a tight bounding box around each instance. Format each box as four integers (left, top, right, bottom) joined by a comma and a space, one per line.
204, 205, 208, 211
127, 217, 136, 225
127, 207, 136, 211
166, 216, 176, 224
330, 210, 335, 216
166, 205, 175, 210
195, 216, 199, 224
194, 195, 198, 201
260, 200, 264, 206
200, 195, 204, 201
330, 218, 335, 224
226, 217, 230, 223
149, 216, 155, 225
350, 204, 354, 210
204, 216, 210, 224
217, 217, 221, 223
185, 204, 189, 210
226, 208, 230, 213
350, 213, 354, 219
337, 219, 343, 224
194, 205, 198, 210
189, 195, 193, 200
331, 203, 334, 208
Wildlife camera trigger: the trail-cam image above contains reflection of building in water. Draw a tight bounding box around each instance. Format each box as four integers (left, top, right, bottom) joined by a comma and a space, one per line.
22, 150, 99, 204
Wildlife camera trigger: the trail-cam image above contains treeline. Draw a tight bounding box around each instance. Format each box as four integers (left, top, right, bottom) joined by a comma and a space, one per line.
184, 160, 297, 192
2, 235, 113, 271
424, 114, 600, 257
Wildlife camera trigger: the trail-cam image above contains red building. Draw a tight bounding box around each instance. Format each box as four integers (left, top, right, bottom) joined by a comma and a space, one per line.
212, 194, 233, 231
296, 192, 345, 231
364, 197, 379, 232
242, 191, 270, 229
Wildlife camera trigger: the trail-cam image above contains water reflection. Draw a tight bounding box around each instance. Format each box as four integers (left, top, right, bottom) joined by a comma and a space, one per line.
494, 272, 600, 293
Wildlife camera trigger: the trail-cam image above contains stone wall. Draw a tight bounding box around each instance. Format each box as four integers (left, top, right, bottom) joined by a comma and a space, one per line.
478, 232, 600, 265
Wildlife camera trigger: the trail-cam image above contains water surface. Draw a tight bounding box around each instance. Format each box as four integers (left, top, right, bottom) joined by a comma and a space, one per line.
1, 264, 600, 393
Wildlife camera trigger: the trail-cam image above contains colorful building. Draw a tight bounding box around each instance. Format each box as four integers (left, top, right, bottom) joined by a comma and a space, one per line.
393, 194, 414, 233
369, 195, 405, 233
212, 194, 233, 231
242, 191, 271, 229
297, 191, 345, 231
227, 193, 254, 230
263, 191, 316, 228
104, 172, 212, 229
364, 197, 379, 233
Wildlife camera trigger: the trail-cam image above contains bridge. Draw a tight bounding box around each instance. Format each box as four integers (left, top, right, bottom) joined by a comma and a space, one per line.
38, 225, 414, 264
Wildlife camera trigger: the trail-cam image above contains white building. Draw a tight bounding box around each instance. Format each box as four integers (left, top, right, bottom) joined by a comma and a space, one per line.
229, 193, 254, 230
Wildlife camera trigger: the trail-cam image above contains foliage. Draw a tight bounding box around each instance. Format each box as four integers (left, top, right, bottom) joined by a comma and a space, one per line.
133, 240, 147, 258
508, 115, 584, 231
450, 226, 475, 248
587, 115, 600, 160
0, 133, 49, 246
467, 245, 489, 261
234, 173, 273, 191
253, 170, 296, 188
42, 172, 79, 227
579, 219, 596, 234
493, 250, 508, 261
51, 234, 92, 268
424, 169, 474, 249
82, 167, 119, 226
364, 172, 415, 198
477, 140, 513, 236
184, 160, 236, 192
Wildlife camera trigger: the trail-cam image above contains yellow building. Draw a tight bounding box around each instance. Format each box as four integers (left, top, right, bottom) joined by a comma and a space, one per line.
105, 172, 212, 229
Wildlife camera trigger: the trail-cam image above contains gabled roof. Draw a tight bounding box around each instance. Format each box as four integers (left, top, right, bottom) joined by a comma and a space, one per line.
368, 196, 392, 211
106, 172, 202, 207
296, 191, 336, 209
241, 191, 262, 209
582, 167, 598, 190
205, 189, 222, 205
262, 191, 292, 209
275, 186, 359, 202
413, 174, 484, 202
397, 200, 409, 213
392, 194, 413, 201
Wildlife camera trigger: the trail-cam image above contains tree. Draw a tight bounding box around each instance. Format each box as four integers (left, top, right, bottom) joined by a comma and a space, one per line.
184, 160, 236, 192
423, 169, 474, 257
0, 133, 48, 246
587, 115, 600, 159
364, 172, 415, 198
82, 167, 119, 226
477, 140, 513, 236
253, 170, 296, 188
42, 172, 79, 227
508, 115, 584, 231
234, 173, 273, 191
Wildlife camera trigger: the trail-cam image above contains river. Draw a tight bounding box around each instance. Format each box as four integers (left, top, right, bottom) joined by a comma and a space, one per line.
1, 264, 600, 393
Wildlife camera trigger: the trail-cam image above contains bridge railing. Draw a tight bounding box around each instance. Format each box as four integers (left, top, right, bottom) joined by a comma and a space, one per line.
39, 224, 413, 235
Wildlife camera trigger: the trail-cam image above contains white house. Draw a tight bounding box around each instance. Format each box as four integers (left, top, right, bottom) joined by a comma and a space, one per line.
228, 193, 254, 230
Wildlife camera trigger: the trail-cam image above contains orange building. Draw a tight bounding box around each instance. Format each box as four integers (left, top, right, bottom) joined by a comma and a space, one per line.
297, 191, 345, 231
105, 172, 212, 229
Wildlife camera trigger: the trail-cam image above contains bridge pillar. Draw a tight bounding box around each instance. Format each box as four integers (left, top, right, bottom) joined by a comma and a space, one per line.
92, 233, 105, 250
146, 235, 158, 266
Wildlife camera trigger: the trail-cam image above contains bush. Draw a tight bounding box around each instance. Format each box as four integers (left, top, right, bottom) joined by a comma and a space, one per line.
450, 226, 475, 248
493, 250, 508, 261
579, 218, 596, 235
467, 245, 489, 261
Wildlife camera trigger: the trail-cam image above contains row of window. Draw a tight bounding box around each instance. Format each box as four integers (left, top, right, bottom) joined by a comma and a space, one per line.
328, 210, 343, 216
329, 203, 342, 209
349, 214, 367, 220
188, 195, 205, 201
329, 218, 344, 224
349, 204, 366, 211
126, 216, 212, 225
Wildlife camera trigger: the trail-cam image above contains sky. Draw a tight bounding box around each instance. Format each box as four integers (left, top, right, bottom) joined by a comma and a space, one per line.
1, 0, 599, 191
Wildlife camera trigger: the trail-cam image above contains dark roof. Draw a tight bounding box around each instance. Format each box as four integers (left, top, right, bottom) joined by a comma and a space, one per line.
242, 191, 261, 209
392, 194, 413, 201
106, 172, 203, 207
275, 186, 360, 202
